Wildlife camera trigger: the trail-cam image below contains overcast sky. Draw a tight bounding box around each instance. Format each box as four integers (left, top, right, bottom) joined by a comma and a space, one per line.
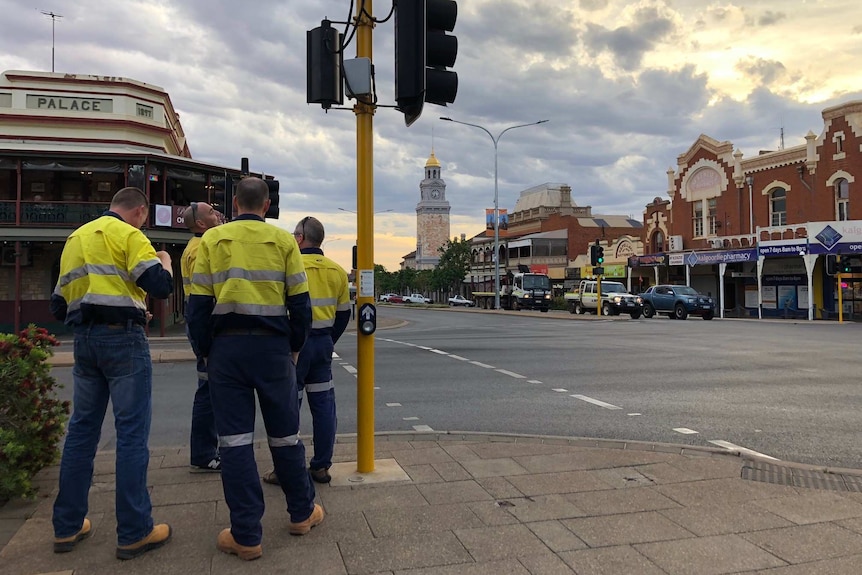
3, 0, 861, 271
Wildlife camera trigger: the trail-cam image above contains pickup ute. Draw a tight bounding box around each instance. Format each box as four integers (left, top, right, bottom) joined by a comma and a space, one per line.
639, 285, 715, 320
448, 294, 474, 307
403, 293, 431, 304
565, 280, 643, 318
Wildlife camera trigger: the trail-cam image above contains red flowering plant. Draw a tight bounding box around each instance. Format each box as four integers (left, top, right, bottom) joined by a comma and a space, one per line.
0, 325, 69, 502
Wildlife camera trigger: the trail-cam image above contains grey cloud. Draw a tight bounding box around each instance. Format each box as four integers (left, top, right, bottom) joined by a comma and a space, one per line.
582, 7, 676, 71
735, 56, 787, 86
580, 0, 610, 11
758, 10, 786, 26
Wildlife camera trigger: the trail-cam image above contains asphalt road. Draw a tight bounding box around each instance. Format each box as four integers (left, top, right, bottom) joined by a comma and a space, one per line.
51, 307, 862, 469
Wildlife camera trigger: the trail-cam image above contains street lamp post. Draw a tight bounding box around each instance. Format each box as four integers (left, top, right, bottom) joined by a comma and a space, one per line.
440, 117, 548, 309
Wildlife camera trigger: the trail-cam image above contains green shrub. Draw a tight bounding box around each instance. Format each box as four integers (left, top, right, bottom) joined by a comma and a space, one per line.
551, 296, 569, 310
0, 325, 69, 502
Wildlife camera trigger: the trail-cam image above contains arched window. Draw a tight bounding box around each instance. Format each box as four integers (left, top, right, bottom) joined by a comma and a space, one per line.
835, 178, 850, 221
652, 230, 664, 253
770, 188, 787, 226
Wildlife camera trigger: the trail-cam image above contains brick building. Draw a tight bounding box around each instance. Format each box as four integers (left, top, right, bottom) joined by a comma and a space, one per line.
631, 100, 862, 319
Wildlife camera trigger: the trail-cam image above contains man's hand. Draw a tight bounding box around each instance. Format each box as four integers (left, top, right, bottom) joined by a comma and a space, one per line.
155, 250, 173, 276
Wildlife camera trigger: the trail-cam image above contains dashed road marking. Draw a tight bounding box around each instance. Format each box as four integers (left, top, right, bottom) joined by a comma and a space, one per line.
496, 369, 526, 379
570, 394, 622, 410
527, 380, 542, 384
342, 365, 357, 374
470, 361, 495, 369
628, 413, 642, 416
552, 388, 568, 393
403, 416, 419, 421
386, 402, 402, 407
430, 349, 449, 355
673, 427, 699, 435
413, 424, 434, 432
449, 354, 470, 361
708, 440, 779, 460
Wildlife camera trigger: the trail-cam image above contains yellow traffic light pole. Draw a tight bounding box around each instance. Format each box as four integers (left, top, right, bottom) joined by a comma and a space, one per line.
355, 0, 376, 472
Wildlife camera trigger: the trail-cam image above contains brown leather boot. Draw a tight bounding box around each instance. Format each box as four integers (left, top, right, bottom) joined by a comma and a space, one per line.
115, 523, 172, 560
216, 528, 262, 561
288, 503, 325, 535
53, 518, 92, 553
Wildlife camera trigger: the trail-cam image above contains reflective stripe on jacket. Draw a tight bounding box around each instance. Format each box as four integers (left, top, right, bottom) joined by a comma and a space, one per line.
181, 234, 202, 300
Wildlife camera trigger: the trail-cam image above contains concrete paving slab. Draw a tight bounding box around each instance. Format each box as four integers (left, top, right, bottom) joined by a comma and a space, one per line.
658, 501, 794, 537
430, 461, 472, 482
524, 520, 588, 553
339, 531, 473, 575
392, 558, 530, 575
505, 470, 612, 496
558, 545, 667, 575
474, 477, 523, 499
836, 515, 862, 535
328, 457, 411, 487
364, 502, 485, 538
317, 483, 428, 514
752, 490, 862, 525
513, 449, 673, 474
416, 480, 495, 505
438, 444, 481, 462
466, 501, 522, 527
564, 486, 681, 516
516, 553, 576, 575
502, 494, 586, 523
402, 464, 445, 483
458, 457, 529, 479
740, 522, 862, 564
453, 523, 552, 562
749, 553, 862, 574
561, 511, 695, 547
635, 534, 788, 575
390, 446, 456, 466
234, 541, 347, 575
656, 477, 796, 508
587, 466, 657, 489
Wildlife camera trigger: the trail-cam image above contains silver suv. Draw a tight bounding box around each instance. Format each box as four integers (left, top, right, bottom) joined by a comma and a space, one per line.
569, 280, 643, 318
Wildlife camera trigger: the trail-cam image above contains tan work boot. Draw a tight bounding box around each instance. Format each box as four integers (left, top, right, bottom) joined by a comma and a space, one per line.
288, 503, 325, 536
216, 528, 262, 561
53, 518, 92, 553
115, 523, 172, 560
261, 469, 279, 485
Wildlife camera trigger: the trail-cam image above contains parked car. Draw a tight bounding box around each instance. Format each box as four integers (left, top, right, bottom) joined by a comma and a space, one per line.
403, 293, 432, 304
639, 285, 715, 320
448, 294, 474, 307
378, 293, 396, 302
565, 280, 643, 318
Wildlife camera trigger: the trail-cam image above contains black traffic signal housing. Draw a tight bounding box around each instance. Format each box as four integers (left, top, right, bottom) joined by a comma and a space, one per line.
265, 179, 280, 219
596, 245, 605, 265
589, 244, 598, 266
307, 19, 344, 109
840, 256, 853, 274
395, 0, 458, 126
826, 254, 838, 275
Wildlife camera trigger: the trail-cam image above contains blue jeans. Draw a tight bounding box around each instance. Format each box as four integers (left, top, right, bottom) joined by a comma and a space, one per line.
53, 323, 154, 546
187, 325, 218, 466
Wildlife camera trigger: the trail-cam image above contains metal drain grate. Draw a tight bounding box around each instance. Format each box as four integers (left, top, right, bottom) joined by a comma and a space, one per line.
741, 459, 860, 491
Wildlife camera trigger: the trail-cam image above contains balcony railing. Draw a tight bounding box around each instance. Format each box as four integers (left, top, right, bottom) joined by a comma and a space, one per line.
0, 201, 110, 226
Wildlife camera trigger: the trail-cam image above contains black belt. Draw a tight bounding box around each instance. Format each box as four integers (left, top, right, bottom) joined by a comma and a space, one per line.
216, 328, 281, 337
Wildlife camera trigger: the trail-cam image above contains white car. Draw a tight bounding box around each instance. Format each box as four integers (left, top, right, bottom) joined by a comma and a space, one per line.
448, 294, 474, 307
403, 293, 432, 304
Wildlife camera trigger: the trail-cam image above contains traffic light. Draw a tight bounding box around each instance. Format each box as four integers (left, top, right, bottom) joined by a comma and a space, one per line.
265, 179, 280, 219
826, 254, 838, 276
395, 0, 458, 127
307, 19, 343, 109
596, 245, 605, 265
589, 244, 598, 266
840, 256, 852, 274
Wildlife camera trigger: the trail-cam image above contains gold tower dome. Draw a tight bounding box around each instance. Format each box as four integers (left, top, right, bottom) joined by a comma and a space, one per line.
425, 150, 441, 168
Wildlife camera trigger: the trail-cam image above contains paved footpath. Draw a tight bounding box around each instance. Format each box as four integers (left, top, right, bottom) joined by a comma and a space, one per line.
3, 432, 862, 575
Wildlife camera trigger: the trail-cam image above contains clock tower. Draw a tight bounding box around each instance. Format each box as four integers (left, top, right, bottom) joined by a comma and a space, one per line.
415, 150, 451, 270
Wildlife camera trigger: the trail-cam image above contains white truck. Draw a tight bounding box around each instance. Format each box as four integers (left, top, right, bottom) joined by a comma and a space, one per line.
472, 272, 552, 312
403, 293, 432, 304
565, 279, 643, 318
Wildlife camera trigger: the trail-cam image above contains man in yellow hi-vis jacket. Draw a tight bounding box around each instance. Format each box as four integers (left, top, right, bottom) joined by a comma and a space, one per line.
187, 177, 323, 561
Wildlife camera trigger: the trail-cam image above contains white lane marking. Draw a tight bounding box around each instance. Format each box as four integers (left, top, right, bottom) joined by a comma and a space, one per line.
449, 354, 470, 361
673, 428, 699, 435
342, 365, 357, 374
527, 380, 542, 384
386, 402, 402, 407
570, 394, 623, 410
417, 345, 432, 350
552, 388, 568, 393
333, 352, 341, 359
403, 416, 419, 421
430, 349, 449, 355
374, 386, 380, 390
708, 440, 779, 460
470, 361, 495, 369
628, 413, 642, 416
496, 369, 526, 379
413, 424, 434, 432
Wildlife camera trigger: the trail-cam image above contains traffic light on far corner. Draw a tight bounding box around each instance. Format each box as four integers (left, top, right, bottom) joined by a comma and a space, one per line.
589, 244, 598, 266
826, 254, 838, 276
264, 179, 280, 219
307, 19, 344, 109
395, 0, 458, 127
596, 245, 605, 265
840, 256, 853, 274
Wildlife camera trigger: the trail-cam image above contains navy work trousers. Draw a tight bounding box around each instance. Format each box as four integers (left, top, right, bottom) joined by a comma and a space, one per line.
186, 324, 218, 466
208, 334, 315, 547
296, 332, 336, 471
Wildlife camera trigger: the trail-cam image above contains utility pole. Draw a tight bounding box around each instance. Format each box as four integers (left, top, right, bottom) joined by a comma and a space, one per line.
40, 11, 63, 73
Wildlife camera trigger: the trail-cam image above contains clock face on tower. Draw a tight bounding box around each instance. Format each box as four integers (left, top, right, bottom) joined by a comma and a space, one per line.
430, 188, 441, 200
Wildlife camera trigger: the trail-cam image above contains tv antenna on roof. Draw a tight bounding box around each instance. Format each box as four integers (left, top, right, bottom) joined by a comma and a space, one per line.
39, 10, 63, 73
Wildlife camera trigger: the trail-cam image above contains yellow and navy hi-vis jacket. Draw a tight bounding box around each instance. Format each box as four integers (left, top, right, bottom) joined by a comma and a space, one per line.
300, 247, 351, 345
49, 212, 173, 326
180, 233, 203, 300
186, 214, 312, 357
